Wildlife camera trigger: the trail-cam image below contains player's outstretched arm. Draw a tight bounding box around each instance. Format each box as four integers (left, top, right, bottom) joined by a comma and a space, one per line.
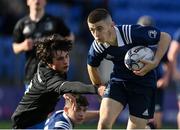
58, 81, 98, 94
84, 110, 99, 122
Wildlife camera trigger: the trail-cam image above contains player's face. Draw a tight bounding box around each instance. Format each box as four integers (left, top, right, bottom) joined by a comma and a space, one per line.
27, 0, 46, 11
88, 20, 112, 43
50, 50, 70, 74
69, 106, 88, 124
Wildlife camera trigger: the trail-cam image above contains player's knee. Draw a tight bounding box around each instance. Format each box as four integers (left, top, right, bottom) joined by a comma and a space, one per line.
98, 118, 113, 129
98, 122, 112, 129
129, 115, 148, 129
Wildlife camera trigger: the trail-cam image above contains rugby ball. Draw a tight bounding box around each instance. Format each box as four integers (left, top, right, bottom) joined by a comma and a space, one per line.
124, 46, 154, 71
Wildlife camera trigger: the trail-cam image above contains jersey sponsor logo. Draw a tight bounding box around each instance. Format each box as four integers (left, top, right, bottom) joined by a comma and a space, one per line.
142, 109, 149, 116
148, 30, 157, 39
23, 24, 35, 35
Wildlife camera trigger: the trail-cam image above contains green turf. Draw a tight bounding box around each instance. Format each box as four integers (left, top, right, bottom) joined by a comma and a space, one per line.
74, 122, 126, 129
0, 121, 12, 129
0, 120, 177, 129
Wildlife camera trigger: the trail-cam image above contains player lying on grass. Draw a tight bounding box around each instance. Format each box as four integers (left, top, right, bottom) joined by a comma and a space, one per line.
44, 94, 97, 129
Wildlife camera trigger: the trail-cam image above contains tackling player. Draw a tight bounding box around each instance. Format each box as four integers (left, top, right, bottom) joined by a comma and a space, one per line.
11, 34, 104, 129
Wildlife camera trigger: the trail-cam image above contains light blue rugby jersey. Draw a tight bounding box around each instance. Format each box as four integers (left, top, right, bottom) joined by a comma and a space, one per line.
44, 110, 73, 130
87, 24, 161, 87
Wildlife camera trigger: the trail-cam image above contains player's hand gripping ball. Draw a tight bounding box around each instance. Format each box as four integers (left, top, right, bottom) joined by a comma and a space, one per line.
124, 46, 154, 71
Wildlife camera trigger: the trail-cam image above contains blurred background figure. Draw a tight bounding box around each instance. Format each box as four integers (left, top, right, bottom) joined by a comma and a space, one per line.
137, 15, 170, 129
168, 28, 180, 128
12, 0, 74, 89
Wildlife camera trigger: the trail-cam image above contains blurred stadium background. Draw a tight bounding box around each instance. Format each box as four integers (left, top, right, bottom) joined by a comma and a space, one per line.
0, 0, 180, 128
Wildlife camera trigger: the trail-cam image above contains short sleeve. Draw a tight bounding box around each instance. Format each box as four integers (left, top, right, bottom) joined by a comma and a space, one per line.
131, 25, 161, 45
13, 19, 25, 43
118, 25, 161, 46
87, 41, 105, 67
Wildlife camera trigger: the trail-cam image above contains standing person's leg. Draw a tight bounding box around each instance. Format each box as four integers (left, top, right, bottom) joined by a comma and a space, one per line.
98, 81, 127, 129
127, 115, 148, 129
98, 98, 123, 129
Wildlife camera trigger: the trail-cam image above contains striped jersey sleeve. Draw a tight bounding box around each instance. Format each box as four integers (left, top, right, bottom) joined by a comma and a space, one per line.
118, 24, 161, 46
44, 110, 73, 130
54, 121, 71, 129
87, 40, 109, 67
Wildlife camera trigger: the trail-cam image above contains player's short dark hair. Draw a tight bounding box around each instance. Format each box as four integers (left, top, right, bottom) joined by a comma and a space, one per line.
65, 94, 89, 107
34, 34, 72, 64
87, 8, 111, 23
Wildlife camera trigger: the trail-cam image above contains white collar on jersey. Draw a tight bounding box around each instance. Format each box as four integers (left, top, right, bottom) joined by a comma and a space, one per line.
114, 26, 125, 47
63, 111, 73, 129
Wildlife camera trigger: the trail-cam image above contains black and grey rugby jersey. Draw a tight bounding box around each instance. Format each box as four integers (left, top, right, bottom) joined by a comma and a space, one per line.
13, 13, 70, 84
11, 61, 97, 128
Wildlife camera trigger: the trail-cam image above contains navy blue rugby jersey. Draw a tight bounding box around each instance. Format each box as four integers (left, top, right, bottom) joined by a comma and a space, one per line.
44, 110, 73, 129
87, 25, 161, 87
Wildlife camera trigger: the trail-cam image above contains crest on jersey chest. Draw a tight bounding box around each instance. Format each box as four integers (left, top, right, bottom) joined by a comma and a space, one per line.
44, 21, 54, 31
148, 30, 157, 39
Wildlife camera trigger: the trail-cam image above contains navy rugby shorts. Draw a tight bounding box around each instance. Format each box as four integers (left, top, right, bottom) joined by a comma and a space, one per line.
103, 80, 155, 119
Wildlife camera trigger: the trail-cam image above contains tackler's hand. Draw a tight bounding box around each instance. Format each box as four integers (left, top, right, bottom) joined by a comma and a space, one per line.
63, 93, 76, 109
